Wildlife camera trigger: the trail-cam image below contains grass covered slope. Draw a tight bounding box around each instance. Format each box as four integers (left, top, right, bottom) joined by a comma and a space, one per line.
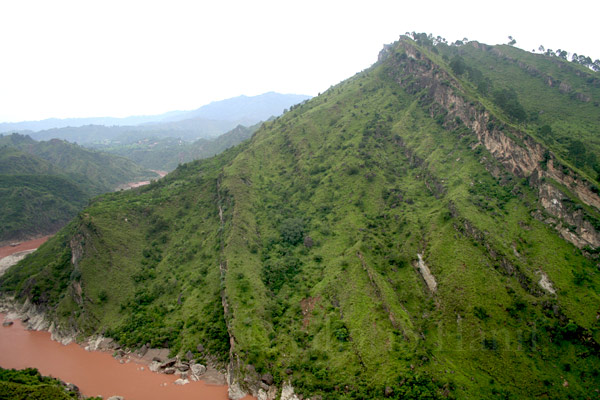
218, 57, 600, 398
1, 35, 600, 399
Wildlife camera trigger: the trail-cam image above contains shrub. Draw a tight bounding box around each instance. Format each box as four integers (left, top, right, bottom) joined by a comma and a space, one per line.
493, 88, 527, 122
473, 306, 489, 320
483, 338, 498, 350
279, 218, 306, 245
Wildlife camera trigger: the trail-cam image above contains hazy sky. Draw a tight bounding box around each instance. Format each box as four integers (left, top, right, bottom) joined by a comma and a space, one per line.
1, 0, 598, 122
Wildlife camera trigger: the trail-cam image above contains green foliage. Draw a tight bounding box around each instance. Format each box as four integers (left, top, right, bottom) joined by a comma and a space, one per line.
0, 367, 102, 400
387, 372, 446, 399
332, 320, 350, 342
262, 252, 302, 293
567, 139, 599, 173
0, 133, 155, 242
279, 217, 306, 245
492, 88, 527, 122
449, 55, 466, 76
473, 306, 489, 320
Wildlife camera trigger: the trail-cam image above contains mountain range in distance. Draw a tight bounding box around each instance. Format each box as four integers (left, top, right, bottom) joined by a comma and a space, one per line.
0, 92, 311, 144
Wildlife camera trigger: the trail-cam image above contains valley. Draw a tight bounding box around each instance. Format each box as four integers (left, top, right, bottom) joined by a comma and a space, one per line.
1, 34, 599, 400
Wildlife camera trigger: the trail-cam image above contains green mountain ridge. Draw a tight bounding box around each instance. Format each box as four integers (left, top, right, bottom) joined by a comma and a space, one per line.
2, 35, 600, 399
0, 134, 156, 244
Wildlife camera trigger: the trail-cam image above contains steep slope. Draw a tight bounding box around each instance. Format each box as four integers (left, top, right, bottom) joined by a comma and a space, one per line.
2, 36, 600, 400
0, 134, 156, 243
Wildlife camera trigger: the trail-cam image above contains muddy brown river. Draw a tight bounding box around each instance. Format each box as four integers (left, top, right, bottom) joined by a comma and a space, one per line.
0, 315, 252, 399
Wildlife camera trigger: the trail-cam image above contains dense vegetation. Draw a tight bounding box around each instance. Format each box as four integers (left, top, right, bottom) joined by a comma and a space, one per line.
0, 134, 155, 243
2, 35, 600, 399
0, 367, 101, 400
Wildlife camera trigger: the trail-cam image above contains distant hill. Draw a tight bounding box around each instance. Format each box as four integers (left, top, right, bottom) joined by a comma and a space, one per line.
0, 133, 156, 244
0, 112, 187, 133
160, 92, 311, 123
1, 93, 310, 144
91, 122, 262, 171
22, 119, 237, 145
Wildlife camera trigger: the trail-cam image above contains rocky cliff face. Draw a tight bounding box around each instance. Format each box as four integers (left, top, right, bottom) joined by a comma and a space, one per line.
381, 38, 600, 250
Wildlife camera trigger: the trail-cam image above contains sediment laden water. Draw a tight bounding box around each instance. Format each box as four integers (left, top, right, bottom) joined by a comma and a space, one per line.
0, 315, 234, 399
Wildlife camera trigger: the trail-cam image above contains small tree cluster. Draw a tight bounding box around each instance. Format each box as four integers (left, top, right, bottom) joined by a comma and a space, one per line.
538, 45, 600, 71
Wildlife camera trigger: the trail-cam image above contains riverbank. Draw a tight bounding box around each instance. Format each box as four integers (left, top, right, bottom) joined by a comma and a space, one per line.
0, 313, 245, 400
0, 235, 51, 278
0, 232, 254, 400
116, 170, 168, 190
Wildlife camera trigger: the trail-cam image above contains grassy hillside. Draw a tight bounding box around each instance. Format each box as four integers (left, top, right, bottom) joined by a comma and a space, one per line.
2, 35, 600, 399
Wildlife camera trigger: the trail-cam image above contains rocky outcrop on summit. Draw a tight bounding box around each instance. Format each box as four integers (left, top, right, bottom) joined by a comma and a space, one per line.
381, 38, 600, 249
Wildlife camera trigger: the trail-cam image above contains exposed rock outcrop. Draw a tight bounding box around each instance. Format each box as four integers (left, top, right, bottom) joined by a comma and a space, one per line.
280, 383, 301, 400
416, 253, 437, 293
190, 363, 207, 381
384, 39, 600, 250
538, 270, 556, 294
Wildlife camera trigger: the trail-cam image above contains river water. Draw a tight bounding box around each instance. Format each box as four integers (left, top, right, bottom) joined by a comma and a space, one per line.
0, 314, 245, 399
